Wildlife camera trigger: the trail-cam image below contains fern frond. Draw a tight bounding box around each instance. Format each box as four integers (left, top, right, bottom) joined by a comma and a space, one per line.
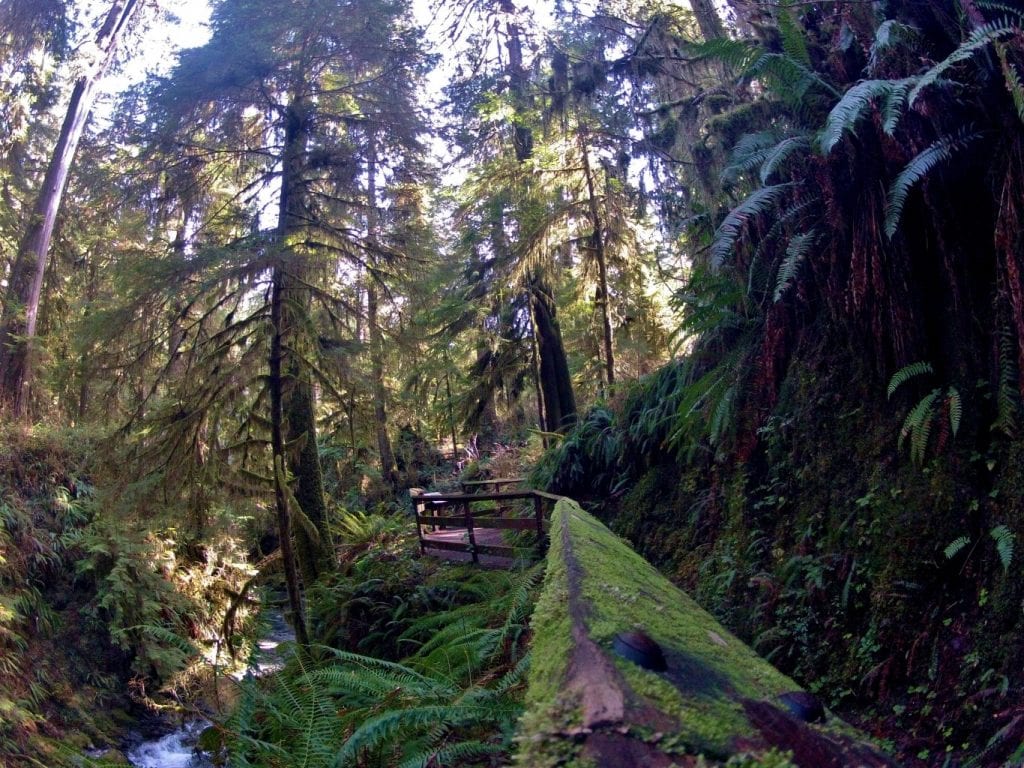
996, 42, 1024, 123
749, 52, 841, 103
776, 6, 811, 67
760, 135, 810, 184
885, 130, 981, 238
977, 1, 1024, 19
882, 80, 913, 135
821, 79, 904, 153
398, 740, 505, 768
747, 197, 816, 297
947, 387, 962, 437
993, 329, 1020, 435
887, 361, 934, 398
908, 21, 1018, 107
687, 37, 762, 70
721, 131, 781, 186
944, 535, 971, 560
902, 389, 939, 464
711, 184, 795, 269
991, 524, 1015, 573
774, 229, 817, 301
868, 20, 919, 73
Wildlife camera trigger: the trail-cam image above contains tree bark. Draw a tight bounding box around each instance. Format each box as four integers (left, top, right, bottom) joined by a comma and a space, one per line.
689, 0, 727, 41
365, 138, 398, 489
282, 101, 333, 586
530, 272, 576, 432
270, 267, 310, 648
366, 279, 398, 488
0, 0, 141, 417
580, 135, 615, 391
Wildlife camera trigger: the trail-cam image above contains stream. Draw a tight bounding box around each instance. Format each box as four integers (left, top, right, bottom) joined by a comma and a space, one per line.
122, 607, 295, 768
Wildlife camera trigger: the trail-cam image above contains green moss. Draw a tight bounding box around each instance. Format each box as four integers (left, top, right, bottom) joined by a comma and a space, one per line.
519, 500, 807, 766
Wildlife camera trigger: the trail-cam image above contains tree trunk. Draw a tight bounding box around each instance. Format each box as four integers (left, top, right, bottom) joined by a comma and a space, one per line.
270, 100, 335, 628
580, 135, 615, 391
0, 0, 141, 417
529, 272, 576, 432
270, 267, 310, 648
366, 139, 398, 489
367, 279, 398, 488
689, 0, 727, 40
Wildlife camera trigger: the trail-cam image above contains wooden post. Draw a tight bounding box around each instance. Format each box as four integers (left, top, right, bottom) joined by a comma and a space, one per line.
465, 501, 478, 564
534, 495, 545, 559
410, 489, 425, 554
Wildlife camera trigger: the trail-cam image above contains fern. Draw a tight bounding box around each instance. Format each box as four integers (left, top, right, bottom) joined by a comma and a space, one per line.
993, 329, 1020, 435
976, 1, 1024, 20
721, 131, 781, 187
821, 79, 907, 153
711, 184, 795, 269
747, 197, 816, 298
996, 42, 1024, 123
748, 52, 841, 103
687, 37, 761, 70
868, 20, 919, 74
881, 79, 913, 135
948, 387, 962, 437
887, 361, 934, 398
908, 390, 939, 464
760, 135, 810, 184
885, 129, 981, 238
773, 229, 817, 301
908, 20, 1018, 107
944, 535, 971, 560
991, 524, 1015, 573
776, 4, 811, 68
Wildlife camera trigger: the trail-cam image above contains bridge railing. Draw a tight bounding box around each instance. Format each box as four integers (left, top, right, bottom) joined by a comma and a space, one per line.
409, 486, 560, 564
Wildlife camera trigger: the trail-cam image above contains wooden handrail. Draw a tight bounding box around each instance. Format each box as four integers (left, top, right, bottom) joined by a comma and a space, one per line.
411, 486, 562, 563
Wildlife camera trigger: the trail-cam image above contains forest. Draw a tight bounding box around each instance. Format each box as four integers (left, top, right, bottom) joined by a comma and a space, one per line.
1, 0, 1023, 765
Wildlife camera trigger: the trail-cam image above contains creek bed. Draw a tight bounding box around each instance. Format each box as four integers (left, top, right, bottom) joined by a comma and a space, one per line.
123, 606, 294, 768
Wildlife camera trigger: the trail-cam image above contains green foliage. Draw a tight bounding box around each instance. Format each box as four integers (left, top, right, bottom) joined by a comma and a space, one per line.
74, 521, 195, 679
711, 184, 796, 269
945, 525, 1015, 574
990, 524, 1015, 573
887, 362, 934, 399
774, 229, 817, 302
226, 565, 542, 767
907, 20, 1019, 108
820, 78, 914, 152
884, 129, 981, 238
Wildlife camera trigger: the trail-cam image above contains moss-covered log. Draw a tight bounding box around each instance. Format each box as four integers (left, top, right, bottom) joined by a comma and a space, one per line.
518, 498, 896, 767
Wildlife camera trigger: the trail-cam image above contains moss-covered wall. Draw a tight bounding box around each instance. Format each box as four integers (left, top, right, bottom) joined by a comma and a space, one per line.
517, 498, 895, 767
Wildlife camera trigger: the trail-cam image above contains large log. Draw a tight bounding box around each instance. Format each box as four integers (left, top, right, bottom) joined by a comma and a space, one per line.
517, 499, 897, 767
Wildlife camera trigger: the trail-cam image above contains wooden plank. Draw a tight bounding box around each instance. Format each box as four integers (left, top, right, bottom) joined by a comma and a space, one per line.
460, 477, 524, 486
470, 517, 538, 530
421, 539, 471, 553
410, 490, 541, 503
416, 516, 467, 529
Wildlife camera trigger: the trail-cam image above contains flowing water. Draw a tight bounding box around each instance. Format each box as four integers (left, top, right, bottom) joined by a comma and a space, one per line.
123, 607, 294, 768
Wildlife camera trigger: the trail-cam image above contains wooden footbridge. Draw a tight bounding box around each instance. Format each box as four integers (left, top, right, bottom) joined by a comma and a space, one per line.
409, 478, 561, 567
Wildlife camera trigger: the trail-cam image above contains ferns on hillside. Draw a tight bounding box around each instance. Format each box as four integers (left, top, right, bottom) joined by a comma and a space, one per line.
224, 564, 542, 767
